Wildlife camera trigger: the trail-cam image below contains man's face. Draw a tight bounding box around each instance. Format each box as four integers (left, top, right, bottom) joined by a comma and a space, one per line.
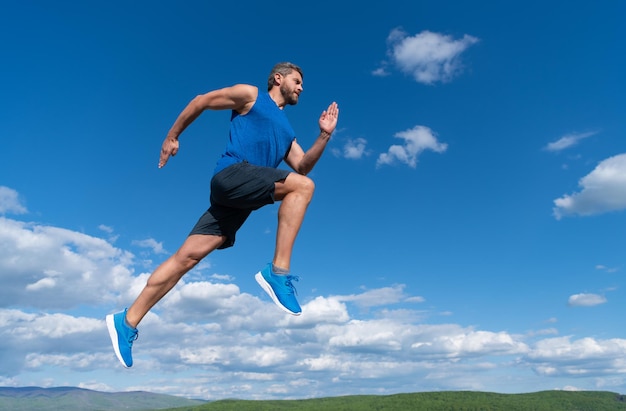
279, 71, 303, 106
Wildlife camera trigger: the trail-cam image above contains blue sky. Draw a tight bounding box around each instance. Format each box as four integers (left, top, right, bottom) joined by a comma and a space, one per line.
1, 0, 625, 401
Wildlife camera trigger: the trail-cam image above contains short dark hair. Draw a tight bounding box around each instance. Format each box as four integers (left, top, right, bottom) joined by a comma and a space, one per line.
267, 62, 303, 91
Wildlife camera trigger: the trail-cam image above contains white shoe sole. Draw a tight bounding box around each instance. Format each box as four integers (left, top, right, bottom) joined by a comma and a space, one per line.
106, 314, 131, 368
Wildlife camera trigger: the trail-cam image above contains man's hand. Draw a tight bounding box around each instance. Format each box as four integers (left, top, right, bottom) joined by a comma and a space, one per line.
159, 136, 179, 168
319, 102, 339, 135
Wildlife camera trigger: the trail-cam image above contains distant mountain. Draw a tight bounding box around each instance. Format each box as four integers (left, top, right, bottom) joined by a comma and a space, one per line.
0, 386, 205, 411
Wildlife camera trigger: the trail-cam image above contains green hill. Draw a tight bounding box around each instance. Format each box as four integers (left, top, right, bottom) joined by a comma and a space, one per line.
3, 388, 626, 411
163, 390, 626, 411
0, 386, 205, 411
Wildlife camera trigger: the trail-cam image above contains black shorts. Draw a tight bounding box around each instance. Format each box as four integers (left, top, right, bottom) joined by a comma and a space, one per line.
189, 161, 291, 249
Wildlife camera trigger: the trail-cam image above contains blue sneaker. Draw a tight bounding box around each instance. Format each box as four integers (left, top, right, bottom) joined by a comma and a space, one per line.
106, 309, 138, 368
255, 263, 302, 315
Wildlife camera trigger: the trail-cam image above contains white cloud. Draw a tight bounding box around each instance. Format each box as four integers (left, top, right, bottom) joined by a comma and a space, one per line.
332, 138, 370, 160
526, 328, 559, 337
377, 125, 447, 168
568, 293, 607, 307
334, 284, 412, 308
0, 186, 27, 215
553, 153, 626, 219
561, 385, 583, 391
98, 224, 119, 243
380, 28, 479, 84
411, 327, 529, 358
3, 205, 626, 399
3, 295, 626, 399
0, 217, 135, 309
343, 138, 369, 159
98, 224, 114, 234
286, 296, 350, 327
0, 309, 107, 375
544, 131, 597, 152
210, 273, 235, 282
328, 319, 405, 351
371, 66, 389, 77
525, 336, 626, 377
132, 238, 167, 254
596, 264, 619, 273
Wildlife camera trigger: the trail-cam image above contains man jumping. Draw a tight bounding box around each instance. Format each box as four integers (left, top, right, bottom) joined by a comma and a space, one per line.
106, 62, 339, 368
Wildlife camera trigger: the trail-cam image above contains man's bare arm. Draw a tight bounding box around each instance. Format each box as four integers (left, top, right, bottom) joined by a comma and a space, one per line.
285, 102, 339, 175
158, 84, 258, 168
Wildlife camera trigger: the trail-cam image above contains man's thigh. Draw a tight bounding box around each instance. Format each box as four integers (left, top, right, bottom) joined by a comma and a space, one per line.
178, 234, 226, 260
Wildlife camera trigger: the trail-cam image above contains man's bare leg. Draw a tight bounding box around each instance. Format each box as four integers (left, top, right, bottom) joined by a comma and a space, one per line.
272, 173, 315, 271
107, 233, 225, 367
125, 234, 225, 328
253, 173, 314, 316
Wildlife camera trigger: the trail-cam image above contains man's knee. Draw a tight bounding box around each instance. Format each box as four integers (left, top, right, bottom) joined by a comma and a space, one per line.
173, 250, 202, 272
291, 173, 315, 195
276, 173, 315, 201
300, 175, 315, 196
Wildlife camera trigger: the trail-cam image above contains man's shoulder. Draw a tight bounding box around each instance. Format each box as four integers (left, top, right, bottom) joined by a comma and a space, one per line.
224, 84, 259, 114
229, 84, 259, 100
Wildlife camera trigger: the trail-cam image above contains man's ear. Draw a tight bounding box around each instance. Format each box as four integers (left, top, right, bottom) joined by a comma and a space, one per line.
273, 73, 283, 86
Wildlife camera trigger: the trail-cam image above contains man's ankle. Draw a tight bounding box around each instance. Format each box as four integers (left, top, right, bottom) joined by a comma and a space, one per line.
272, 263, 290, 275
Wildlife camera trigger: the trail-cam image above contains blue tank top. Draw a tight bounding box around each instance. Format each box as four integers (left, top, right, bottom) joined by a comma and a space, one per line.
213, 91, 296, 175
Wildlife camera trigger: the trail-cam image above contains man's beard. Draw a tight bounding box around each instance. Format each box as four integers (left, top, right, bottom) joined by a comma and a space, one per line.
280, 84, 299, 105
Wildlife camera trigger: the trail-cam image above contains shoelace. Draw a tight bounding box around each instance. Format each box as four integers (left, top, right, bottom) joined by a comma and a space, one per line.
284, 275, 300, 295
127, 329, 139, 346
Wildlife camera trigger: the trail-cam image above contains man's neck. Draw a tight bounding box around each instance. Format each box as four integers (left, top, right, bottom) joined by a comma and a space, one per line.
268, 88, 286, 109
